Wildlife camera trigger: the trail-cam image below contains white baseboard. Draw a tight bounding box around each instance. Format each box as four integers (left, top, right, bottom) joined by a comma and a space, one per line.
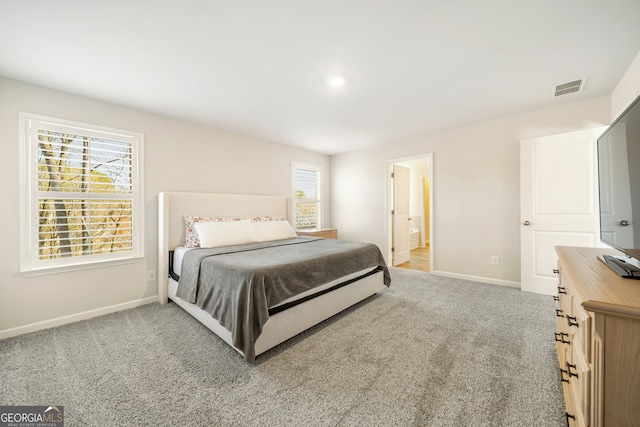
431, 270, 520, 289
0, 296, 157, 340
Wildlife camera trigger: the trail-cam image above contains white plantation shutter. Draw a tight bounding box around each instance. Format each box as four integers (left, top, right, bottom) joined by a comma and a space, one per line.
20, 114, 144, 273
292, 162, 321, 230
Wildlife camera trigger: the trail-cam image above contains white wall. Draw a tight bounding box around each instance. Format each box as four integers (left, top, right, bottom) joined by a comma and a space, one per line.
612, 50, 640, 119
331, 96, 611, 285
0, 76, 330, 335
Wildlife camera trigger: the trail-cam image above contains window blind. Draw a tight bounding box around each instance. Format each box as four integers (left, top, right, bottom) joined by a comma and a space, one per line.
293, 163, 321, 230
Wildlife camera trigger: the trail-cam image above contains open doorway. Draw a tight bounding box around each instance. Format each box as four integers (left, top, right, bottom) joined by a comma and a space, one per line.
386, 153, 433, 272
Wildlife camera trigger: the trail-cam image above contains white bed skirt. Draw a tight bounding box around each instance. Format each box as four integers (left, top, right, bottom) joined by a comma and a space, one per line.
168, 270, 386, 358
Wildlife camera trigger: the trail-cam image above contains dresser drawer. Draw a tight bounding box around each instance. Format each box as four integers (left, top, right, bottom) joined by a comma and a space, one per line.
568, 339, 591, 427
571, 297, 591, 363
555, 277, 572, 367
556, 344, 569, 374
557, 266, 591, 364
555, 299, 572, 357
563, 381, 581, 427
557, 293, 572, 324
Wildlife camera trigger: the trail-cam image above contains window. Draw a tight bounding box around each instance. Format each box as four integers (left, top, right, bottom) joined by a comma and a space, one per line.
292, 162, 322, 230
19, 113, 144, 274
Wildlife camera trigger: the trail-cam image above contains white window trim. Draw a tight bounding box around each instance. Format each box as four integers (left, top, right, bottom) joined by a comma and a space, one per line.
19, 112, 144, 276
291, 161, 323, 230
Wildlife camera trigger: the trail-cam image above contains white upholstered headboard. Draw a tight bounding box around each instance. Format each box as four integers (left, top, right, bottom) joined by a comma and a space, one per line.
157, 192, 290, 303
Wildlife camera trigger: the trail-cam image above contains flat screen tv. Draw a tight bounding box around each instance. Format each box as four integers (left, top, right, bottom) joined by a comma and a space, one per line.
597, 93, 640, 279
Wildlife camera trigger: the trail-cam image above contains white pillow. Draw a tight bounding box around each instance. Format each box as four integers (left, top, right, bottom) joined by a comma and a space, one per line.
253, 220, 298, 242
183, 215, 247, 248
194, 219, 258, 248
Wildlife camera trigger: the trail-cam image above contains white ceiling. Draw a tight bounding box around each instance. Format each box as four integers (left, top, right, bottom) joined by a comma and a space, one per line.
1, 1, 639, 155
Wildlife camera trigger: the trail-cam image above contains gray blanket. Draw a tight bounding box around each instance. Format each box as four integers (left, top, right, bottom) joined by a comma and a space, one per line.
177, 236, 391, 362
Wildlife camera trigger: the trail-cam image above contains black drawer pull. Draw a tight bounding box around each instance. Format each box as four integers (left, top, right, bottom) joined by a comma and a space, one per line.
556, 309, 564, 318
553, 295, 559, 301
554, 332, 570, 344
560, 368, 570, 383
566, 316, 579, 328
566, 362, 579, 378
553, 269, 559, 274
557, 286, 567, 295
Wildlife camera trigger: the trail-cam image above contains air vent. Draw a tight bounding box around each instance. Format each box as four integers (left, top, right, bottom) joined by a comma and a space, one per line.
554, 78, 586, 97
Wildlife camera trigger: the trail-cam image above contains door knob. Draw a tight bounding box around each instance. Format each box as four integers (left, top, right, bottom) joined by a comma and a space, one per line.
620, 220, 630, 226
522, 220, 531, 226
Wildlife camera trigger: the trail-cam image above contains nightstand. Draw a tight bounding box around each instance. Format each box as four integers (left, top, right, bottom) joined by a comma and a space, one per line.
296, 228, 338, 239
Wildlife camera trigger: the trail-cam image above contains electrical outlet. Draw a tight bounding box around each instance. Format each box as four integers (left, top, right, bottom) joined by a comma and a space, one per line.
491, 256, 500, 266
147, 270, 156, 281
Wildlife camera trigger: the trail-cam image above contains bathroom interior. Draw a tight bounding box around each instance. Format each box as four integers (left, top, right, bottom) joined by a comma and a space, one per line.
396, 157, 430, 272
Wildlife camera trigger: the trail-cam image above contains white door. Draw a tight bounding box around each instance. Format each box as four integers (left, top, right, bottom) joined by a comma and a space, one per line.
520, 127, 606, 294
393, 164, 411, 266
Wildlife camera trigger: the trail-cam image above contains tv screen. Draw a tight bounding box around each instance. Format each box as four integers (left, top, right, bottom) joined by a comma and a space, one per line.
597, 94, 640, 278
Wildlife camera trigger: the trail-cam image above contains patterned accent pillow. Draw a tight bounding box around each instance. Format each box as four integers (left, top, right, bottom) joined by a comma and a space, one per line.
249, 215, 285, 223
183, 215, 286, 248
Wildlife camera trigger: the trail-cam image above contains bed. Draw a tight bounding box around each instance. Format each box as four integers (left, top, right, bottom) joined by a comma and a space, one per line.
158, 192, 391, 362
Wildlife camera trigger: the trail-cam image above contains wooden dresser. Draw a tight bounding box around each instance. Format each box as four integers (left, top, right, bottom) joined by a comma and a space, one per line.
555, 246, 640, 427
296, 228, 338, 239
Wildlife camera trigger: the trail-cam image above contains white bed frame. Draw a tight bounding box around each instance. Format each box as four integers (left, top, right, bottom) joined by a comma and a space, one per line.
158, 192, 386, 359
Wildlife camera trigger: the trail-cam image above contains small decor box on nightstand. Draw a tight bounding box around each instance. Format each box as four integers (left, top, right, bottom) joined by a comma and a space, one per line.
297, 228, 338, 239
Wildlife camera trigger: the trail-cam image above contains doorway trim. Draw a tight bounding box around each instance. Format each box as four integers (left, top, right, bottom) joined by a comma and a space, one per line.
385, 153, 433, 271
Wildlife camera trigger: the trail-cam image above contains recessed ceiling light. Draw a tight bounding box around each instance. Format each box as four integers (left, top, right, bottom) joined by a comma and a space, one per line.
327, 76, 345, 87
